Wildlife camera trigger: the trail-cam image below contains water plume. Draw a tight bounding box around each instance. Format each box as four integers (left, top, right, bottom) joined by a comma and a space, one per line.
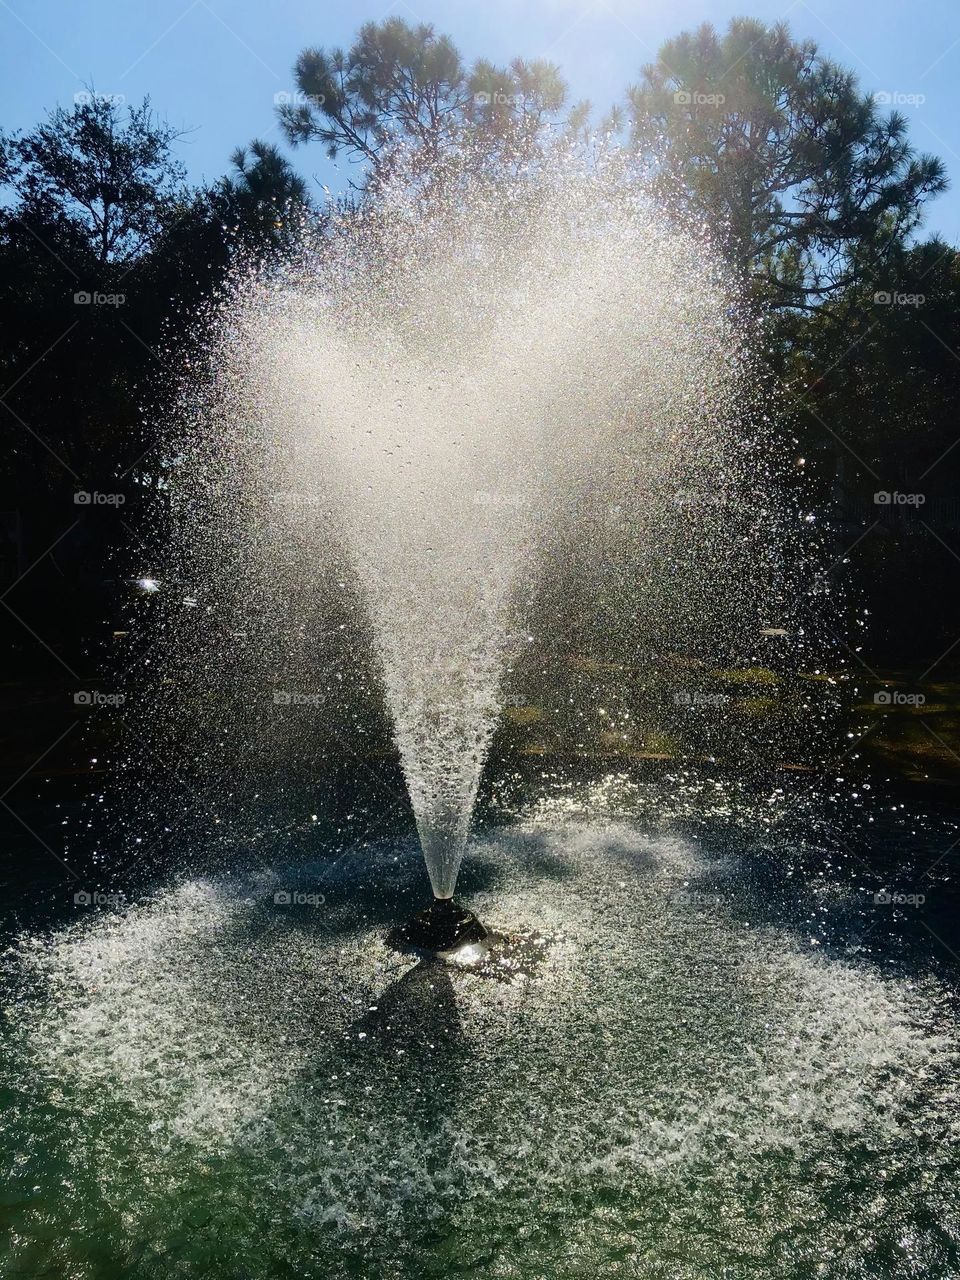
169, 157, 760, 897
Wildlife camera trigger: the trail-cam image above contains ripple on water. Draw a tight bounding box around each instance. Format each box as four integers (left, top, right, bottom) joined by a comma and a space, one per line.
2, 803, 959, 1278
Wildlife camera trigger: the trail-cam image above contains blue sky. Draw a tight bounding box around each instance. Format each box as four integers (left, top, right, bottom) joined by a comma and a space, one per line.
4, 0, 960, 242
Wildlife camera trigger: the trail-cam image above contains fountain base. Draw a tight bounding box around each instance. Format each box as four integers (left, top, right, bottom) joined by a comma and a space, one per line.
389, 898, 489, 958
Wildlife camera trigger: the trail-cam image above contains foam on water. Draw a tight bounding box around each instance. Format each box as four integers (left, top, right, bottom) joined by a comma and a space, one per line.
3, 788, 959, 1277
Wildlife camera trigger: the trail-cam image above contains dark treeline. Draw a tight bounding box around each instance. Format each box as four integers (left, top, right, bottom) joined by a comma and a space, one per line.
1, 15, 958, 679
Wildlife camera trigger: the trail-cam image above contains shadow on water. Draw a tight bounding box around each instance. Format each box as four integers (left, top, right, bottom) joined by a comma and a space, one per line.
611, 785, 960, 982
205, 822, 585, 958
352, 959, 466, 1059
5, 767, 960, 1279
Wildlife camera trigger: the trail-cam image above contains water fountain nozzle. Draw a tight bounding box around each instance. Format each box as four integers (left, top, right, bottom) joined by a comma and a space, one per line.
389, 897, 488, 957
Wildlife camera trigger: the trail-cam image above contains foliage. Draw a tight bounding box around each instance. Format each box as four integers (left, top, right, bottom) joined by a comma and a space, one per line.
1, 95, 188, 266
277, 17, 574, 190
0, 14, 957, 668
627, 19, 947, 307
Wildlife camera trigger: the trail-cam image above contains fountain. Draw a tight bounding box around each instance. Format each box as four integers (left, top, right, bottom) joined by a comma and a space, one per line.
166, 157, 769, 947
3, 157, 960, 1280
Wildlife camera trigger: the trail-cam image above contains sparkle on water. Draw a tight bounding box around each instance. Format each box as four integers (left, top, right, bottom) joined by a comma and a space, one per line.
7, 156, 925, 1277
2, 775, 959, 1278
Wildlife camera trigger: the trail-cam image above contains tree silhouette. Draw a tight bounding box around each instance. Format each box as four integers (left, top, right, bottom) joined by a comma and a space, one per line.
278, 17, 572, 191
627, 19, 947, 307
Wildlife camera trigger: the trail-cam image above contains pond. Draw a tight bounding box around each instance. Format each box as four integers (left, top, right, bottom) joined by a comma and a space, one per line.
2, 768, 958, 1278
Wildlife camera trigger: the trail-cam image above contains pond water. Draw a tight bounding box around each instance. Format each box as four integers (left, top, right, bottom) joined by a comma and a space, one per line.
1, 771, 959, 1278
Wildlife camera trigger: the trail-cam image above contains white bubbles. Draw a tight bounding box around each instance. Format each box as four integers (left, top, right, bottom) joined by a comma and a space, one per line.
3, 795, 958, 1276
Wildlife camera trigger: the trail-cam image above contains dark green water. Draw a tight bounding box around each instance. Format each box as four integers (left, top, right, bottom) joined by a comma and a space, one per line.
1, 773, 959, 1278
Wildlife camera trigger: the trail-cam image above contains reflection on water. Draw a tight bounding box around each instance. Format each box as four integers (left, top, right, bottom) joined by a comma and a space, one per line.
2, 775, 960, 1278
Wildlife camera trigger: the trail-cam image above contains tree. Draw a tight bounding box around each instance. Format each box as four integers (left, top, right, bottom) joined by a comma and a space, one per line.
1, 93, 187, 267
277, 17, 571, 191
204, 138, 313, 254
0, 101, 314, 672
781, 238, 960, 472
771, 238, 960, 660
0, 96, 192, 669
627, 19, 947, 308
221, 139, 308, 211
0, 107, 308, 500
0, 96, 192, 502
